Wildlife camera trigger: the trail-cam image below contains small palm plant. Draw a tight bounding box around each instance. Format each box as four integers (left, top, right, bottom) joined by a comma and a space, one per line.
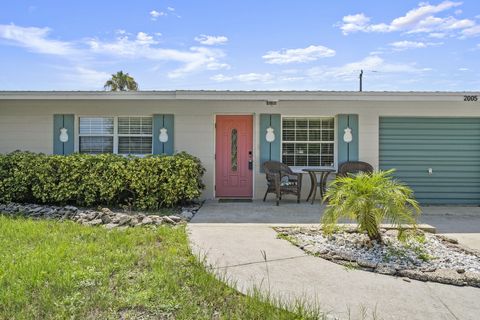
104, 71, 138, 91
321, 169, 420, 242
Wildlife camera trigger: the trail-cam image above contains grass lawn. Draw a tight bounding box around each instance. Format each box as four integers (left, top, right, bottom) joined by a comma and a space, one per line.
0, 216, 319, 319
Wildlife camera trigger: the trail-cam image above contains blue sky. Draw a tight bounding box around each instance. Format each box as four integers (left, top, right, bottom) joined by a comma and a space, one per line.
0, 0, 479, 91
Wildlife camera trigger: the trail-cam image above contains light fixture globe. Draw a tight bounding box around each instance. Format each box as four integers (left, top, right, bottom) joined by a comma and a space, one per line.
59, 127, 69, 143
159, 128, 169, 143
265, 126, 275, 143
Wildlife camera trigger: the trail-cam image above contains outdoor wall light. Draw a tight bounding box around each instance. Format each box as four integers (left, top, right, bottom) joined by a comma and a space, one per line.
159, 128, 169, 143
343, 127, 353, 143
265, 126, 275, 143
59, 127, 69, 143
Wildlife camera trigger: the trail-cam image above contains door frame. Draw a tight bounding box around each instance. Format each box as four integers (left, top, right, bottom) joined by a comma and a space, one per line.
213, 113, 255, 198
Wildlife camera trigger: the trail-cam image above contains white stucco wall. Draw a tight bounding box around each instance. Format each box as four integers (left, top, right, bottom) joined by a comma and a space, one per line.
1, 94, 479, 200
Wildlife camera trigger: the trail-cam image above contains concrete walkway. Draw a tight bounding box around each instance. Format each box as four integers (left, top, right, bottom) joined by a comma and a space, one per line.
188, 201, 480, 319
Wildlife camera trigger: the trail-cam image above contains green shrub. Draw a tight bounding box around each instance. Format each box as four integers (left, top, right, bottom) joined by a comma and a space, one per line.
0, 151, 205, 210
322, 169, 421, 241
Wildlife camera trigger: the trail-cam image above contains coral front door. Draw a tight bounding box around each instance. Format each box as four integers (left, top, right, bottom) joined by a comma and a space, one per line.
215, 115, 253, 198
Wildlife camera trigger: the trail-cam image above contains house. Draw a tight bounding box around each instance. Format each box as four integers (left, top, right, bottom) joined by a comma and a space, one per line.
1, 90, 479, 204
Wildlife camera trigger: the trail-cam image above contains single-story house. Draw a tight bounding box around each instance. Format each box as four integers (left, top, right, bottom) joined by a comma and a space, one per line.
1, 90, 479, 204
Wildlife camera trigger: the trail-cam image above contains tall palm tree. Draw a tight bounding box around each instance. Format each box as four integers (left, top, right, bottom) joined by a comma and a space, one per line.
104, 71, 138, 91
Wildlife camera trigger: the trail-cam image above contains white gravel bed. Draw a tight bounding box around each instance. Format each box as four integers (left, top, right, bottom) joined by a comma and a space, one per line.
275, 227, 480, 287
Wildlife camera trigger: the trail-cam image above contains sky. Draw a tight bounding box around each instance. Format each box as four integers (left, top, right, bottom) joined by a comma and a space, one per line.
0, 0, 479, 91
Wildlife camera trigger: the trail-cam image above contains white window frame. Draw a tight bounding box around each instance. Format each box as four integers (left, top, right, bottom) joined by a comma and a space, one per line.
77, 115, 153, 156
117, 116, 154, 156
78, 116, 115, 154
281, 116, 336, 170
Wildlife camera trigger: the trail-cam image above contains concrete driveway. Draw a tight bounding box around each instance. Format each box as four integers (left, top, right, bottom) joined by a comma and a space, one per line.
189, 200, 480, 319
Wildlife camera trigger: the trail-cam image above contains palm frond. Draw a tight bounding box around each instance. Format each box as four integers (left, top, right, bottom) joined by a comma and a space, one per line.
321, 169, 421, 241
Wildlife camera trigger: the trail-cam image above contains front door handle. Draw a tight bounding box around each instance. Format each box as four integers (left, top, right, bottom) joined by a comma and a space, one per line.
248, 160, 253, 170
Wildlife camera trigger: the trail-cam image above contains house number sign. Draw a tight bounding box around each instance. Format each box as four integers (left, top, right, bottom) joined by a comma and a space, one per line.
464, 95, 478, 102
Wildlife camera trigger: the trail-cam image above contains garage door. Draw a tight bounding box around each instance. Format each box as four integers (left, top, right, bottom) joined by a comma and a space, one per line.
379, 117, 480, 204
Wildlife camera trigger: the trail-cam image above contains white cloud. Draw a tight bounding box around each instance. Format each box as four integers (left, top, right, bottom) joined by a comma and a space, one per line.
389, 40, 442, 50
390, 40, 427, 49
167, 7, 175, 12
210, 74, 233, 82
211, 72, 274, 83
136, 32, 157, 45
150, 10, 165, 20
70, 67, 110, 86
461, 25, 480, 37
458, 67, 469, 71
307, 55, 425, 81
0, 24, 77, 55
88, 35, 229, 78
428, 32, 447, 38
194, 34, 228, 45
339, 1, 479, 38
262, 45, 336, 64
0, 23, 230, 79
211, 55, 426, 87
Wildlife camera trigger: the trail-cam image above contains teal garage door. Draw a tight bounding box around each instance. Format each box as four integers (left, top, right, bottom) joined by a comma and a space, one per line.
379, 117, 480, 204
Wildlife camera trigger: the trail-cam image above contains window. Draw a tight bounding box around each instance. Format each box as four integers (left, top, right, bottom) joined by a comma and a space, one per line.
79, 116, 153, 155
118, 117, 153, 155
79, 117, 114, 154
282, 117, 334, 167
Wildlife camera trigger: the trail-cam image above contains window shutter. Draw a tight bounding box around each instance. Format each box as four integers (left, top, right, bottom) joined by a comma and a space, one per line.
53, 114, 74, 155
337, 114, 359, 165
259, 114, 281, 172
153, 114, 174, 155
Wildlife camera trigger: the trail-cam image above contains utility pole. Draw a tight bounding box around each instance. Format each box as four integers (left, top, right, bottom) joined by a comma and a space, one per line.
359, 69, 363, 92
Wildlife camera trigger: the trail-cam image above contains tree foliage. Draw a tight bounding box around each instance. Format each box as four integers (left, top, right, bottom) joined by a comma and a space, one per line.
104, 71, 138, 91
322, 170, 421, 241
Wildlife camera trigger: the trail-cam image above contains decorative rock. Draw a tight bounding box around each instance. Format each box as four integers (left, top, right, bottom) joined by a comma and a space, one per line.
64, 205, 78, 212
84, 219, 102, 226
385, 229, 399, 237
1, 201, 204, 230
162, 216, 175, 224
140, 217, 153, 225
117, 215, 131, 226
275, 226, 480, 288
168, 215, 182, 223
376, 264, 397, 275
180, 210, 194, 220
357, 258, 378, 269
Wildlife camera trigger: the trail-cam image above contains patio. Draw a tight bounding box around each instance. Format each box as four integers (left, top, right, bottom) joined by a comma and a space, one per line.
191, 199, 480, 234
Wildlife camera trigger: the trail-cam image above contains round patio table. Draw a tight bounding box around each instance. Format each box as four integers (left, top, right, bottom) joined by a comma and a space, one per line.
303, 168, 336, 204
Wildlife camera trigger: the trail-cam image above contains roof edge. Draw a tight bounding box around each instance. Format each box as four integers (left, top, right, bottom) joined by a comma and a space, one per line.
0, 90, 478, 101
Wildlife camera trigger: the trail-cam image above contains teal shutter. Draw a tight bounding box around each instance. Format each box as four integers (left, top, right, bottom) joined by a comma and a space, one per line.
337, 114, 359, 165
53, 114, 74, 155
153, 114, 174, 155
259, 114, 281, 172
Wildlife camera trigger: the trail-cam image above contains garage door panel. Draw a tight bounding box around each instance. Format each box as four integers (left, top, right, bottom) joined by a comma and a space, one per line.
379, 117, 480, 204
382, 164, 480, 172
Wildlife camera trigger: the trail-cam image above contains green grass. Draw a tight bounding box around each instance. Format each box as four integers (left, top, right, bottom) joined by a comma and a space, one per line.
0, 216, 322, 320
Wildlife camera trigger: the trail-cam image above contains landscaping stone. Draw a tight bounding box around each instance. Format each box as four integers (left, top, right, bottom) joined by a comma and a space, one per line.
0, 201, 204, 229
275, 226, 480, 288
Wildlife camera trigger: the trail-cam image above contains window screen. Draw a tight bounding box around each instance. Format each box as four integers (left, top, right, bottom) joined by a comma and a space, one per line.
117, 117, 153, 155
282, 117, 334, 167
79, 117, 114, 154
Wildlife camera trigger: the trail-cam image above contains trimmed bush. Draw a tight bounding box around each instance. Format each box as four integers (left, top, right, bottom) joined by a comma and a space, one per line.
0, 151, 205, 210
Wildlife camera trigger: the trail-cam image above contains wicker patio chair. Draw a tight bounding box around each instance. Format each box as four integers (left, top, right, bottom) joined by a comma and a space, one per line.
337, 161, 374, 177
262, 161, 302, 206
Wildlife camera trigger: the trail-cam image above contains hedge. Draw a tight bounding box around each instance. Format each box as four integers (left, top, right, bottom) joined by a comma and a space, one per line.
0, 151, 205, 210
